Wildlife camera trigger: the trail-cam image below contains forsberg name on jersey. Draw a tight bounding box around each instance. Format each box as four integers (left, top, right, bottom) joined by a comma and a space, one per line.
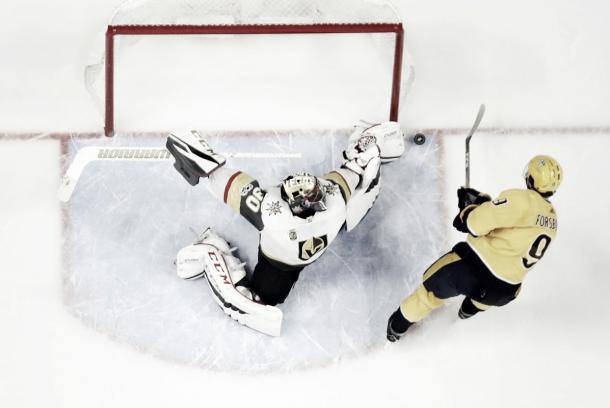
535, 214, 557, 230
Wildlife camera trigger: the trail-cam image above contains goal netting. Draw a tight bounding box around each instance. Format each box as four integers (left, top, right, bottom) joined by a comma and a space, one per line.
84, 0, 414, 135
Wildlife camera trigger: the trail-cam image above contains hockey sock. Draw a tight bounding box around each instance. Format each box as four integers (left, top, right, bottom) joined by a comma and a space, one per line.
458, 298, 481, 319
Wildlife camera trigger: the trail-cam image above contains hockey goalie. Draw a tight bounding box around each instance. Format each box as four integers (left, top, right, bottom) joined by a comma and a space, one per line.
166, 123, 405, 336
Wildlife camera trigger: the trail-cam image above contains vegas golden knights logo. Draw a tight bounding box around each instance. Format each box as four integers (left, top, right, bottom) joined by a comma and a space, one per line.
298, 235, 328, 261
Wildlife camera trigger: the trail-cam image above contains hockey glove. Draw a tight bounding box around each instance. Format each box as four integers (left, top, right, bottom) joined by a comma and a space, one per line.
453, 205, 477, 234
453, 214, 467, 233
457, 187, 491, 210
166, 130, 226, 186
347, 121, 405, 163
342, 136, 381, 175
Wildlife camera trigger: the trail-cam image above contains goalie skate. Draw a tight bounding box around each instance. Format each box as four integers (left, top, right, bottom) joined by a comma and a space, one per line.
166, 130, 226, 186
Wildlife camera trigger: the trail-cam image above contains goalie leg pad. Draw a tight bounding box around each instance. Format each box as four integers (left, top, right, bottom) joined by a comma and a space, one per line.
201, 244, 283, 337
176, 227, 240, 280
176, 244, 208, 280
195, 227, 233, 254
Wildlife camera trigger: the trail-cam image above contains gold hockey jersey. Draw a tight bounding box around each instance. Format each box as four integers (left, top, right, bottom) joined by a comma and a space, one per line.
463, 189, 557, 284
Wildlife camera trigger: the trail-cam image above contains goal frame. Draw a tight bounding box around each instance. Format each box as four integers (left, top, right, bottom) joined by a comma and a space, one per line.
104, 23, 405, 136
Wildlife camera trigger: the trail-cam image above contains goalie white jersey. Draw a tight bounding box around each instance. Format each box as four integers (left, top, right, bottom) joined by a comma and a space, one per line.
208, 167, 362, 268
166, 127, 397, 335
259, 182, 346, 266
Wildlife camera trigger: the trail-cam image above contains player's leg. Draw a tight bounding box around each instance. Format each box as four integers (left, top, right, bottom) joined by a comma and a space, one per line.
387, 251, 474, 341
452, 242, 521, 314
249, 250, 304, 306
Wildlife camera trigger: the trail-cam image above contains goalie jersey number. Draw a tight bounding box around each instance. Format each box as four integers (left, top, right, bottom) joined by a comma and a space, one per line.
224, 172, 266, 231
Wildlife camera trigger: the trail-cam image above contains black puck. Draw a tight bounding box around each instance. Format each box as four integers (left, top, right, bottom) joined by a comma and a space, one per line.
413, 133, 426, 145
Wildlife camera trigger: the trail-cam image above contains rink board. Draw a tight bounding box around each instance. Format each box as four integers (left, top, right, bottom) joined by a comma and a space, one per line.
61, 130, 445, 372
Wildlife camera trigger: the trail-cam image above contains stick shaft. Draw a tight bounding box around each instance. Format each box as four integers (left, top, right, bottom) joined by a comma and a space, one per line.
465, 104, 486, 187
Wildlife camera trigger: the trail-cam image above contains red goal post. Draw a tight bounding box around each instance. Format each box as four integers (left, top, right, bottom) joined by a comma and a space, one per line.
96, 0, 407, 136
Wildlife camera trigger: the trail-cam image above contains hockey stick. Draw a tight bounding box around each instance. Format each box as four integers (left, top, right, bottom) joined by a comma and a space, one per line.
465, 104, 486, 188
58, 146, 301, 203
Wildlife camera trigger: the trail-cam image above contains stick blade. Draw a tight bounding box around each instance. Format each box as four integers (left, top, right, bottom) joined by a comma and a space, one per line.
467, 104, 486, 140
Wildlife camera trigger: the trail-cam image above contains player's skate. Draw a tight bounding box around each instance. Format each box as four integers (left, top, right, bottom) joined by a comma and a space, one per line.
166, 130, 226, 186
175, 228, 283, 337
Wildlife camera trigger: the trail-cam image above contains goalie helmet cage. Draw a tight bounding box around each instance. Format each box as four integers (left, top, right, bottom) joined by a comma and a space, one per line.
100, 0, 406, 136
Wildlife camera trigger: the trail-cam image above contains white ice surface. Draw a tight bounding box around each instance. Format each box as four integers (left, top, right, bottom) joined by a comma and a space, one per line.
3, 131, 610, 407
2, 0, 610, 406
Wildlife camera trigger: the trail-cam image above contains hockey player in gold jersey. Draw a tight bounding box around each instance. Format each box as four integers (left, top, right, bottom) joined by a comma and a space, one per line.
386, 155, 562, 341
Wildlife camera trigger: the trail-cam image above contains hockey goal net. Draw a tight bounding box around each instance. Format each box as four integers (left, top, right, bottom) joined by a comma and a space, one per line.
84, 0, 411, 136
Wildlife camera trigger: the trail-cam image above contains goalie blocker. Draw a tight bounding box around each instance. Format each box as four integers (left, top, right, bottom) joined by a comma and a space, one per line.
166, 130, 226, 185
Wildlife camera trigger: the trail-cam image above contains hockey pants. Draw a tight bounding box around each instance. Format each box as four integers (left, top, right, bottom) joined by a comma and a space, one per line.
400, 243, 521, 322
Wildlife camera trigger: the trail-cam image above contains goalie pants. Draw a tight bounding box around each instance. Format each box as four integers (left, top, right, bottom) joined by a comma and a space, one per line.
250, 249, 305, 306
400, 242, 521, 322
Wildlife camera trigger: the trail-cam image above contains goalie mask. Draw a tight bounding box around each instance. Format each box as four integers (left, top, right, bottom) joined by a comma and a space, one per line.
281, 171, 327, 214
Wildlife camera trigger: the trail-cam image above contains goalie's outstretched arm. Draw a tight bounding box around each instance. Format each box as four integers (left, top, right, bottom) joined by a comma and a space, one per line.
325, 121, 405, 203
322, 167, 360, 203
323, 131, 382, 204
208, 167, 266, 231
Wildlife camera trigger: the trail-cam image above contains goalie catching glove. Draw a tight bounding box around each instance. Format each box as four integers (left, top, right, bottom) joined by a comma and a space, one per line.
166, 130, 226, 186
342, 135, 381, 176
347, 121, 405, 163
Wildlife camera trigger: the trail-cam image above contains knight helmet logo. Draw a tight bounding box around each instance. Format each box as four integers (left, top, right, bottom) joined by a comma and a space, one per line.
298, 235, 328, 261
